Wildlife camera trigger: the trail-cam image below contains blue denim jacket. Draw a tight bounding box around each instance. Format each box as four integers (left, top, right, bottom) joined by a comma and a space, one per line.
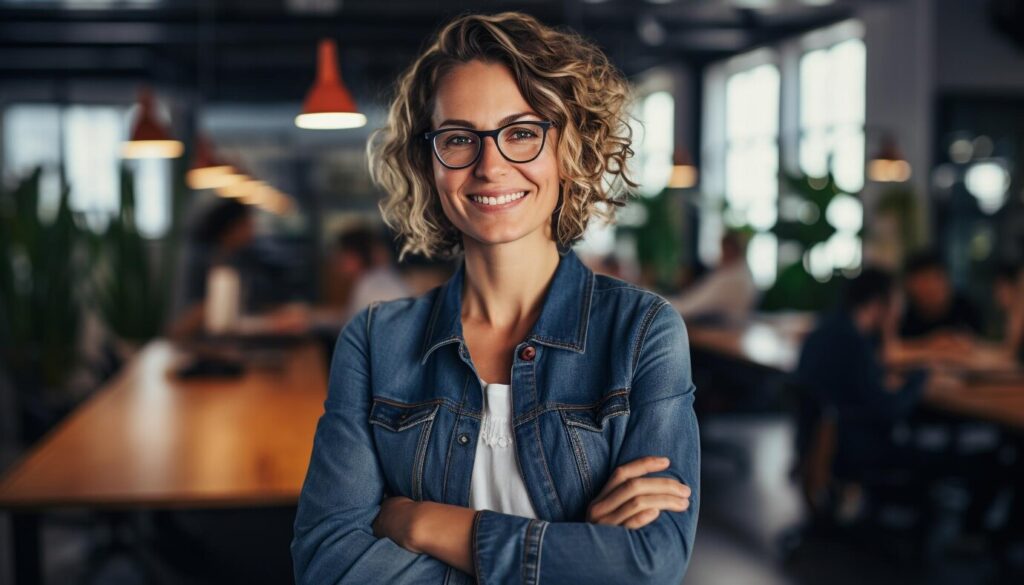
292, 249, 700, 585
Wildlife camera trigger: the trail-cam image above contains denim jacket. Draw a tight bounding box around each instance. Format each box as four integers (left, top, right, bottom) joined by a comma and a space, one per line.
292, 249, 700, 585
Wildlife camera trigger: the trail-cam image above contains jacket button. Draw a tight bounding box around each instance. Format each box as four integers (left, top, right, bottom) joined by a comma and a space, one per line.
458, 433, 470, 445
519, 345, 536, 361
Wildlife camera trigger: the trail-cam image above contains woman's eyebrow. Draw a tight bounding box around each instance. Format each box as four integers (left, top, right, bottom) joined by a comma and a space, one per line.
436, 112, 540, 129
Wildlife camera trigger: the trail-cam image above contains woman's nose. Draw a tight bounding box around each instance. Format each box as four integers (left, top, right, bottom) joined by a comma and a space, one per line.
473, 135, 511, 179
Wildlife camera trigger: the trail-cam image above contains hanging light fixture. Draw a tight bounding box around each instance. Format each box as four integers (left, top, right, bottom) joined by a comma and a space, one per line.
868, 134, 912, 182
667, 147, 698, 189
121, 86, 184, 159
187, 134, 241, 190
295, 39, 366, 130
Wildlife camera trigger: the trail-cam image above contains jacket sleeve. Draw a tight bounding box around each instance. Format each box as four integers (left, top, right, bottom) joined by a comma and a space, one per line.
291, 305, 458, 584
472, 301, 701, 585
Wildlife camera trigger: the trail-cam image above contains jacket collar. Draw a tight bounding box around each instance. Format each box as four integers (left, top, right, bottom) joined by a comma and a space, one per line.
420, 248, 594, 364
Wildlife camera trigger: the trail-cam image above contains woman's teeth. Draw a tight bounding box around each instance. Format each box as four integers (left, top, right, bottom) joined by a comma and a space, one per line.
468, 191, 527, 206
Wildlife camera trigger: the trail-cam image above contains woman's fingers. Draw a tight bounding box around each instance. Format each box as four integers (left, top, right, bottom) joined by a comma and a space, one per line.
588, 476, 691, 520
592, 456, 670, 502
590, 493, 691, 527
623, 509, 660, 530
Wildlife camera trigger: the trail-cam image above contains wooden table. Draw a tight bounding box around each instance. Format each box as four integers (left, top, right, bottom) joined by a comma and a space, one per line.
0, 339, 328, 583
687, 312, 815, 373
687, 313, 1024, 430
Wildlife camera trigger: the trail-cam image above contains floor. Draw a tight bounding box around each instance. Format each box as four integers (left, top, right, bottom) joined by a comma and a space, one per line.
0, 414, 1016, 584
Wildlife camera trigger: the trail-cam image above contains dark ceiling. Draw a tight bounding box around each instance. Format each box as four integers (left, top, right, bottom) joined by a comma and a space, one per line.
0, 0, 865, 104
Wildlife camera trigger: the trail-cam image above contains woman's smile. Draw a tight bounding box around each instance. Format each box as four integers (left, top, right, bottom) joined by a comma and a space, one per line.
465, 189, 530, 212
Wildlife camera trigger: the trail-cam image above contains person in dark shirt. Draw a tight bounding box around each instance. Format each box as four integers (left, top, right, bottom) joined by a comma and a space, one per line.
797, 268, 927, 482
899, 251, 983, 339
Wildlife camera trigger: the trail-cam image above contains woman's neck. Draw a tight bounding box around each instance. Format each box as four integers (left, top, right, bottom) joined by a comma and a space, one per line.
460, 236, 561, 330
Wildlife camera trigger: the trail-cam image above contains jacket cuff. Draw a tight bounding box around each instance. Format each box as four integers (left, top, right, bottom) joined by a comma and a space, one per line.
473, 510, 549, 585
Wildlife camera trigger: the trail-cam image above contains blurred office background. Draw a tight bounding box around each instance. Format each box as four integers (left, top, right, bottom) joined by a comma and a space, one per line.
1, 0, 1023, 583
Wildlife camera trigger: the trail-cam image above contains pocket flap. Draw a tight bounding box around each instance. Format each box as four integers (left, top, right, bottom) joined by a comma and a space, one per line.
561, 392, 629, 432
369, 399, 440, 432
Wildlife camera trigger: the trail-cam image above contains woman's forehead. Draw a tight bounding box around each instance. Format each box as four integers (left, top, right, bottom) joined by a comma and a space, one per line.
430, 61, 536, 128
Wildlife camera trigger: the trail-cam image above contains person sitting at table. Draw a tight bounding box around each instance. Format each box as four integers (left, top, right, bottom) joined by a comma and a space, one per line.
795, 268, 929, 502
898, 251, 983, 339
669, 230, 757, 324
168, 197, 307, 339
332, 224, 412, 321
993, 262, 1024, 360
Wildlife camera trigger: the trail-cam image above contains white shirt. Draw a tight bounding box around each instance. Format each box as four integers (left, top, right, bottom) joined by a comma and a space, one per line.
345, 266, 411, 318
468, 379, 538, 518
671, 261, 758, 323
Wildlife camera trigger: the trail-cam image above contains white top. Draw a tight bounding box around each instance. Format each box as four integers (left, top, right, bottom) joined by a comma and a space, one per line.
346, 266, 411, 318
468, 378, 538, 518
670, 261, 758, 323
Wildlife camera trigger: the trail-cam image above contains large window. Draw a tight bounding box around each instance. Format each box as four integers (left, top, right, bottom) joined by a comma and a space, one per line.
2, 103, 172, 237
798, 36, 866, 280
724, 63, 781, 289
702, 22, 865, 289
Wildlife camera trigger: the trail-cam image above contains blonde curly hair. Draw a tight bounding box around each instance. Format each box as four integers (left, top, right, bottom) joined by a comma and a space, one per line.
368, 11, 637, 260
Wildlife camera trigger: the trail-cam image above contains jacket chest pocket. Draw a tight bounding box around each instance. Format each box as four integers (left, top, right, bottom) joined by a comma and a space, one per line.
558, 391, 630, 504
369, 398, 440, 500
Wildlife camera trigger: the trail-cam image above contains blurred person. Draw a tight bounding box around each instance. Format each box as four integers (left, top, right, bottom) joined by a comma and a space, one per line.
293, 12, 698, 585
885, 251, 985, 369
898, 251, 983, 339
993, 262, 1024, 360
333, 225, 411, 320
795, 269, 935, 495
168, 198, 307, 339
669, 230, 757, 324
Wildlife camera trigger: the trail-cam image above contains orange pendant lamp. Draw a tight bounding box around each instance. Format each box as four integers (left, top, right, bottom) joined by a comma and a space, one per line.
295, 39, 367, 130
187, 134, 241, 190
868, 134, 912, 183
121, 86, 184, 159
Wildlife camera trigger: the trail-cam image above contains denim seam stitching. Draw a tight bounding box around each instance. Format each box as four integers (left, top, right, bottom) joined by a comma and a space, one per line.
632, 301, 668, 377
532, 413, 564, 518
534, 521, 549, 585
442, 374, 473, 501
412, 416, 434, 501
561, 416, 593, 500
512, 389, 629, 427
472, 511, 484, 585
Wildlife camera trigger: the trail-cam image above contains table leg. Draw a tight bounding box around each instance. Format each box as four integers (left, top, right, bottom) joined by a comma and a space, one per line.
11, 512, 41, 585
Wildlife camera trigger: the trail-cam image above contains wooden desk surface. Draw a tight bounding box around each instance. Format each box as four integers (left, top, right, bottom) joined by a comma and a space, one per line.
0, 340, 327, 510
687, 312, 814, 373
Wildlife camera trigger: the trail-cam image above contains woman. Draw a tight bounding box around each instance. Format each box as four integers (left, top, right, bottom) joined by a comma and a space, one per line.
293, 12, 700, 585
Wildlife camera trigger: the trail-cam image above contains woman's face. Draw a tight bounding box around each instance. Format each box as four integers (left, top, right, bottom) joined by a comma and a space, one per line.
430, 60, 561, 251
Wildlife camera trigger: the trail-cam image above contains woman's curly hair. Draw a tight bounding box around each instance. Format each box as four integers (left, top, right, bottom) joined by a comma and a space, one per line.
368, 11, 638, 260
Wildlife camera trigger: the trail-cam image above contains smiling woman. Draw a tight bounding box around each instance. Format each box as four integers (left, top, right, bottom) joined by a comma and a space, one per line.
293, 11, 700, 585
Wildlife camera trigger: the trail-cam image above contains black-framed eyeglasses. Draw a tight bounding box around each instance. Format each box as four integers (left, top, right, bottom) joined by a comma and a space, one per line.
424, 120, 554, 170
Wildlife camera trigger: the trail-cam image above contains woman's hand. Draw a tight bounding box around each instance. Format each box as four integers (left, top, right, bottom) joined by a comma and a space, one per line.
586, 456, 691, 529
372, 495, 423, 552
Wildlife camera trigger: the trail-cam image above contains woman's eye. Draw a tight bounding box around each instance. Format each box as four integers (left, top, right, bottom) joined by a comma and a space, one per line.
445, 134, 475, 147
508, 128, 539, 140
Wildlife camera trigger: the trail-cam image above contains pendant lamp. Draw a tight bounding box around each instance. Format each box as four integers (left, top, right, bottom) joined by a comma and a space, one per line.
868, 134, 912, 183
121, 87, 184, 159
187, 134, 240, 190
295, 39, 367, 130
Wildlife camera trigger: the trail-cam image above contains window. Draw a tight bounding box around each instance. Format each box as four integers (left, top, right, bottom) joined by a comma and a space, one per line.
701, 21, 866, 289
3, 103, 172, 238
702, 52, 781, 289
798, 35, 866, 279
